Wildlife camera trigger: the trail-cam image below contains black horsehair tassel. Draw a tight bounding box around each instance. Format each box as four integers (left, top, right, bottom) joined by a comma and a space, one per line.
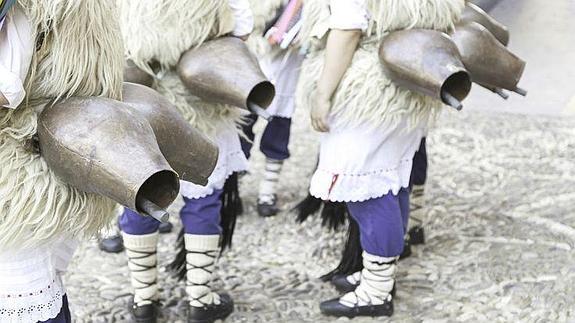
293, 192, 363, 280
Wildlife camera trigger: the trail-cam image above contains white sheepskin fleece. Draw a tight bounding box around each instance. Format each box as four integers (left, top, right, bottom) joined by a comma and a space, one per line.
296, 0, 465, 130
118, 0, 234, 73
0, 0, 124, 249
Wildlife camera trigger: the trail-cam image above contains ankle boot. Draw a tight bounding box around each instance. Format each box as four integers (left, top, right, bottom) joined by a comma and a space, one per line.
123, 232, 160, 323
184, 234, 234, 323
320, 252, 397, 318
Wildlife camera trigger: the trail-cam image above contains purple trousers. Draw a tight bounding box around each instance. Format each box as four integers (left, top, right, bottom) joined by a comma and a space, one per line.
240, 114, 292, 161
346, 188, 410, 257
40, 295, 71, 323
120, 190, 223, 235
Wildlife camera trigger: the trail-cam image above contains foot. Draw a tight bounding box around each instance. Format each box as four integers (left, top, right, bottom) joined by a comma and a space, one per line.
132, 302, 160, 323
257, 194, 280, 217
400, 239, 412, 260
331, 274, 360, 294
319, 296, 393, 318
188, 293, 234, 323
158, 221, 173, 234
408, 225, 425, 245
98, 235, 124, 253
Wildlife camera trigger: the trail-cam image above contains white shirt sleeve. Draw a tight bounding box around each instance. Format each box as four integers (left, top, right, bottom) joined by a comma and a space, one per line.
228, 0, 254, 37
329, 0, 369, 31
0, 5, 33, 109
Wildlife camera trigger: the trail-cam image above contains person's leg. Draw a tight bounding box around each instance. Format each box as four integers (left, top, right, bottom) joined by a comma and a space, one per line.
321, 194, 403, 318
259, 116, 292, 161
98, 214, 124, 254
180, 190, 234, 321
257, 117, 292, 217
347, 195, 405, 257
397, 187, 414, 259
119, 208, 161, 321
397, 188, 410, 234
240, 113, 258, 159
409, 137, 428, 245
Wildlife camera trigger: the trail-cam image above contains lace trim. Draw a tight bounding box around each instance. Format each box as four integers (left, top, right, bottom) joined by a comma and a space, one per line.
0, 283, 64, 322
0, 280, 57, 299
310, 157, 413, 203
180, 149, 248, 199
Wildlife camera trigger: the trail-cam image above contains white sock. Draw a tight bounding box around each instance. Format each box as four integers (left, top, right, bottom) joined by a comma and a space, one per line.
410, 184, 426, 228
258, 158, 283, 204
185, 234, 221, 307
122, 232, 159, 306
340, 252, 397, 307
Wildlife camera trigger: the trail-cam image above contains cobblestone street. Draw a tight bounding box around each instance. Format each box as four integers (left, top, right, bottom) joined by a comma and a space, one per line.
65, 107, 575, 322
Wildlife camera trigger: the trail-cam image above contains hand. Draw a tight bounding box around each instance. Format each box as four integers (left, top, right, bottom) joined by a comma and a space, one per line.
311, 93, 331, 132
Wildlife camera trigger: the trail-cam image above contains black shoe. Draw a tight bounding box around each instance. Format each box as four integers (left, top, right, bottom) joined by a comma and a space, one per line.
132, 302, 160, 323
408, 225, 425, 245
188, 293, 234, 323
319, 296, 393, 318
257, 195, 280, 217
331, 275, 360, 294
158, 221, 173, 234
98, 235, 124, 253
399, 240, 412, 260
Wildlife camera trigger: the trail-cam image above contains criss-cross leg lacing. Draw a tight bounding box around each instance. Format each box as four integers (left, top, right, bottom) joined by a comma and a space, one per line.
339, 252, 397, 307
123, 232, 160, 306
184, 234, 222, 307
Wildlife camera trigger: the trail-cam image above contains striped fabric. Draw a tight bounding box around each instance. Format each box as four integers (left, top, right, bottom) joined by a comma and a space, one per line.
0, 0, 16, 25
258, 158, 284, 203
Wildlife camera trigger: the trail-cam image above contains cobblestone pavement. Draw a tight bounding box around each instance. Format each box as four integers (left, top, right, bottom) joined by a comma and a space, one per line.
65, 108, 575, 322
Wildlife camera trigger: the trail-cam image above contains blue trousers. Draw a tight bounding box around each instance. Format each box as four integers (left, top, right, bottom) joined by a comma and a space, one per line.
240, 114, 292, 161
40, 295, 71, 323
346, 188, 410, 257
120, 190, 223, 235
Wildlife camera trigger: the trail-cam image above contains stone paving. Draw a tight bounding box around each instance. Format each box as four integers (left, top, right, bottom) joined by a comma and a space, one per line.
65, 107, 575, 322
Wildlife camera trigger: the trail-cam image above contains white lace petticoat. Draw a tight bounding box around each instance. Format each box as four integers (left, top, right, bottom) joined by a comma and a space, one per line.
310, 118, 425, 202
0, 239, 77, 323
180, 127, 249, 199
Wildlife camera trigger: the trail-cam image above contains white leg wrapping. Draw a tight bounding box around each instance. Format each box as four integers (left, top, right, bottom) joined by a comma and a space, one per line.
122, 232, 159, 306
340, 252, 397, 307
258, 158, 283, 204
184, 234, 221, 307
345, 271, 362, 285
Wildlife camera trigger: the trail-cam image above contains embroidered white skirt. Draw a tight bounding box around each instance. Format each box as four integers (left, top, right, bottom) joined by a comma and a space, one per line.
0, 238, 77, 323
179, 127, 248, 199
310, 116, 425, 203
